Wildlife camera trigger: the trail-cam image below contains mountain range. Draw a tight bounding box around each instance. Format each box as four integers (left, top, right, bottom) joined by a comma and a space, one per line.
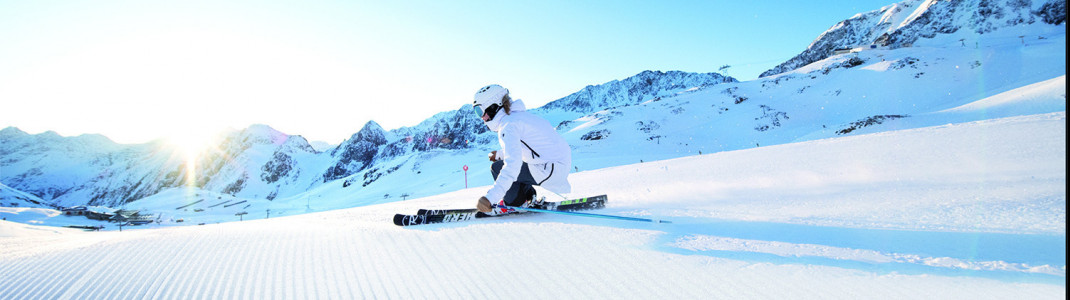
1, 0, 1065, 223
761, 0, 1066, 77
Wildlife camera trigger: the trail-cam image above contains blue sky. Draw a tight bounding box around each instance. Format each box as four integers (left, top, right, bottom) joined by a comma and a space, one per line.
0, 0, 900, 147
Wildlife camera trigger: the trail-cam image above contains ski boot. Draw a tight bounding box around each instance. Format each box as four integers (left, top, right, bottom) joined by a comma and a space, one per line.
488, 192, 541, 216
528, 195, 547, 209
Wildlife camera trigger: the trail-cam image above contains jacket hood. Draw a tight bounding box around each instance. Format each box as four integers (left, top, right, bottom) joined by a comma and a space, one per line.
510, 99, 527, 112
484, 99, 527, 132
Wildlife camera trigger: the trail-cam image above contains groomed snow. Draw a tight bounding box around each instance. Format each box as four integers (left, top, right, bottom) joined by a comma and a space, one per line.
1, 112, 1064, 299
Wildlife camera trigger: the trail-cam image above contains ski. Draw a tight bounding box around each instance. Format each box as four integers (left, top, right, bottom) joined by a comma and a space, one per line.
393, 195, 607, 226
508, 206, 671, 223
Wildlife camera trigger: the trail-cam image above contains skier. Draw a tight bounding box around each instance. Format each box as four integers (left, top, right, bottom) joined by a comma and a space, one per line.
472, 84, 572, 213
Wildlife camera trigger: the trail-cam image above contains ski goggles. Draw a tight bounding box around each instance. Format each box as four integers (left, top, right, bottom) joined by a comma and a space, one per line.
474, 103, 503, 121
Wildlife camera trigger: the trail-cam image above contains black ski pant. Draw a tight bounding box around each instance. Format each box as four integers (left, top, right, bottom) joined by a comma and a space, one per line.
490, 160, 538, 206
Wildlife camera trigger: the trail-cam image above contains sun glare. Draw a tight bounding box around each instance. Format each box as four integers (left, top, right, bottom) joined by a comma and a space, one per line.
168, 132, 215, 158
165, 130, 218, 186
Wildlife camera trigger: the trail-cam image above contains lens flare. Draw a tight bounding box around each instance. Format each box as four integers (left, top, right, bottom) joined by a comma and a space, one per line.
164, 130, 218, 187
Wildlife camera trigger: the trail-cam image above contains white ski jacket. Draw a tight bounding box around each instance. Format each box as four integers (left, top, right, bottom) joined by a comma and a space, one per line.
483, 99, 572, 201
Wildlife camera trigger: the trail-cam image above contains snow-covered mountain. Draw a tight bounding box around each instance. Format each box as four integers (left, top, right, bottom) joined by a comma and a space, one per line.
0, 68, 725, 209
0, 127, 187, 208
191, 124, 323, 201
761, 0, 1066, 77
1, 0, 1065, 227
541, 70, 736, 115
0, 182, 49, 209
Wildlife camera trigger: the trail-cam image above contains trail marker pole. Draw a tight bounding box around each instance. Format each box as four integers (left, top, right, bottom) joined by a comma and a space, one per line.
463, 165, 469, 188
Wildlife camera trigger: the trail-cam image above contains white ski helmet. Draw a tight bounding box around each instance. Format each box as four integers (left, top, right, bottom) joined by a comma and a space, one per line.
473, 84, 508, 110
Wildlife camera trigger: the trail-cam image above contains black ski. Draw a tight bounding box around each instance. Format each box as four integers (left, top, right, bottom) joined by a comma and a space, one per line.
393, 195, 607, 226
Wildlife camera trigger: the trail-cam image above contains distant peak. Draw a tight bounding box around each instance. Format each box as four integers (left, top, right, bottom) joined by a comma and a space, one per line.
361, 120, 384, 132
0, 126, 28, 138
541, 70, 735, 113
239, 124, 289, 145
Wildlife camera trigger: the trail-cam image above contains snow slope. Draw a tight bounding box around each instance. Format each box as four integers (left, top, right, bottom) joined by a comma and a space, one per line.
1, 112, 1063, 299
2, 11, 1063, 225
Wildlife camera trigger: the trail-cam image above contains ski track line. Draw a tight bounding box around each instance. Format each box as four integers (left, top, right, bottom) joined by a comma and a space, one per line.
243, 234, 262, 297
285, 228, 302, 299
219, 236, 243, 299
19, 255, 52, 298
131, 233, 172, 298
334, 230, 353, 298
318, 229, 335, 297
3, 210, 1065, 299
366, 226, 393, 298
5, 254, 43, 298
549, 228, 609, 298
305, 231, 321, 300
211, 236, 233, 299
430, 227, 486, 299
276, 227, 301, 300
53, 239, 120, 299
297, 231, 310, 299
270, 229, 288, 299
319, 231, 337, 299
0, 257, 15, 295
270, 230, 286, 300
94, 243, 129, 298
333, 230, 359, 299
418, 232, 456, 299
202, 230, 227, 299
476, 225, 526, 299
548, 224, 661, 298
381, 226, 416, 299
257, 229, 274, 300
255, 231, 274, 300
353, 229, 381, 299
233, 235, 253, 300
7, 255, 46, 298
438, 232, 478, 300
148, 234, 176, 299
199, 232, 227, 300
188, 232, 214, 300
391, 230, 439, 297
245, 232, 269, 300
620, 246, 683, 297
169, 232, 201, 299
422, 230, 472, 299
364, 226, 390, 298
443, 228, 492, 300
115, 235, 153, 298
348, 230, 369, 299
61, 242, 114, 298
24, 251, 70, 298
319, 229, 340, 299
148, 232, 199, 299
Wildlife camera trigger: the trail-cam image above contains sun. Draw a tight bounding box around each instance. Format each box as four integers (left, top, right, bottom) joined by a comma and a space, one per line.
167, 131, 216, 159
165, 129, 220, 185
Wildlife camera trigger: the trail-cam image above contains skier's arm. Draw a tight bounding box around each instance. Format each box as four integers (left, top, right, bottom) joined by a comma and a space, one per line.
485, 125, 523, 202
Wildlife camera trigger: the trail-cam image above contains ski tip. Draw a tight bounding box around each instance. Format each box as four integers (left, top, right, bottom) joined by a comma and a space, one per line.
392, 214, 406, 226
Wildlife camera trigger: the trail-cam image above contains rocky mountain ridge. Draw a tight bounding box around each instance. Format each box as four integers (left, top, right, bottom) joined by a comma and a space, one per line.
760, 0, 1066, 77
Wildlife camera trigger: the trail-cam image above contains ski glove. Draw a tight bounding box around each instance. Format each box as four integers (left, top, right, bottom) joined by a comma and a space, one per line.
476, 196, 493, 212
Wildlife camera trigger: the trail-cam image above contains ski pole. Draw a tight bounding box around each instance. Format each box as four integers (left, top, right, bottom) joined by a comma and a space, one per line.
503, 205, 671, 223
